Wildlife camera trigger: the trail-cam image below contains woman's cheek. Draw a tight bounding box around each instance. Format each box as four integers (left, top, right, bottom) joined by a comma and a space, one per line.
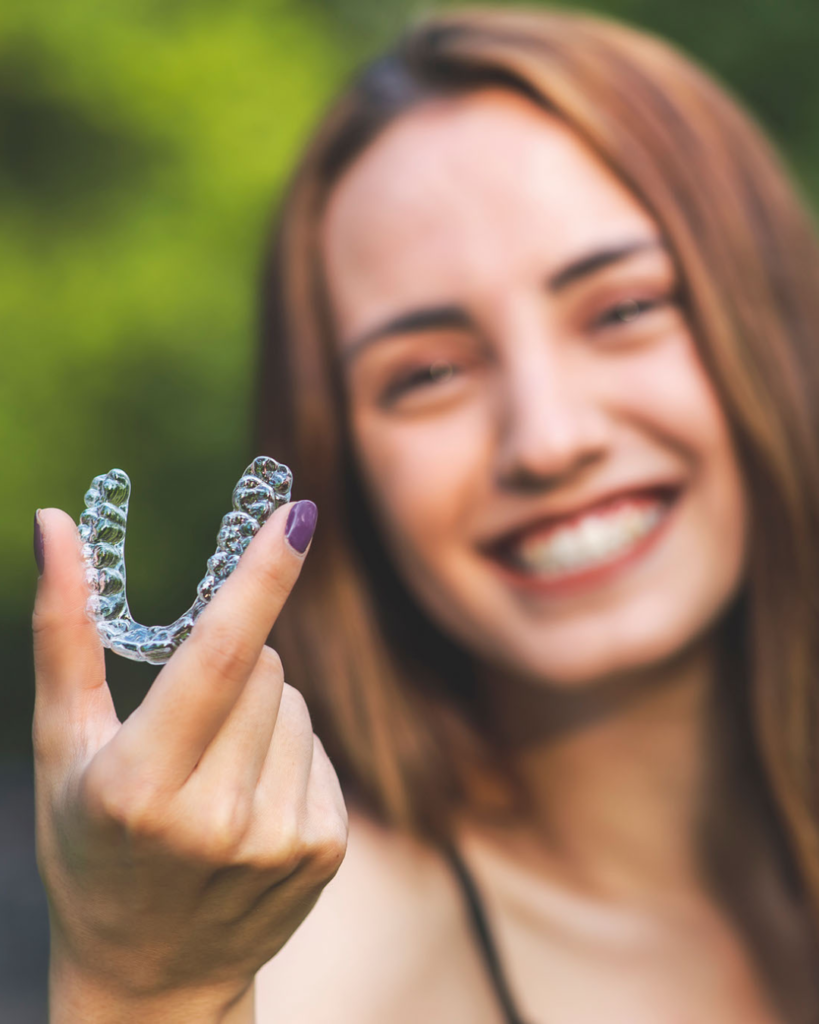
353, 404, 490, 555
617, 333, 724, 429
615, 339, 749, 570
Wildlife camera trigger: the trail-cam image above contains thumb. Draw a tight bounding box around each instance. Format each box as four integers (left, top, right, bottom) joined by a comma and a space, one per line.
32, 508, 115, 762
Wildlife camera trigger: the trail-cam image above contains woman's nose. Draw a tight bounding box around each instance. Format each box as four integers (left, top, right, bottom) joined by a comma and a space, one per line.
492, 344, 609, 493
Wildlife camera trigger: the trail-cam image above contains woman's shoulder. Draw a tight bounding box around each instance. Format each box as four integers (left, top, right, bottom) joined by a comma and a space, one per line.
254, 804, 495, 1024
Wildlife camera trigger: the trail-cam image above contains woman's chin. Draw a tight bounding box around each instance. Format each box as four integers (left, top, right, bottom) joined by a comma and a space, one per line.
477, 607, 715, 692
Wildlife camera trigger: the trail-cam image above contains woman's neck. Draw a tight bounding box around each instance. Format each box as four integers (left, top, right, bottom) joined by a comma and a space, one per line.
476, 638, 716, 904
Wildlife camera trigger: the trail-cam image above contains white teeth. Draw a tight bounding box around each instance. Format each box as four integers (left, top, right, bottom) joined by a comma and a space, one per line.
512, 501, 666, 578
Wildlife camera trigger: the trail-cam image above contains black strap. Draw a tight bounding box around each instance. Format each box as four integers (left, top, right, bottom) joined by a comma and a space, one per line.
442, 844, 533, 1024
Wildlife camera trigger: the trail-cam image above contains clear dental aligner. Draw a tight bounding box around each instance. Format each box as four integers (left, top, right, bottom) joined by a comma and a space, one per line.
79, 456, 293, 665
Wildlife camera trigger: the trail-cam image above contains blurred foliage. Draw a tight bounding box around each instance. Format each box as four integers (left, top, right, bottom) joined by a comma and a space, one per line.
3, 0, 819, 754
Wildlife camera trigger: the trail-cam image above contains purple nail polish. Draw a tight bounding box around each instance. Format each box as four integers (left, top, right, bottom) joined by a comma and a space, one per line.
285, 500, 317, 554
34, 510, 44, 576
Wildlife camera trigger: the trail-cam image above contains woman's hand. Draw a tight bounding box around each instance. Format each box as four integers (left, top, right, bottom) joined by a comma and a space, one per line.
32, 501, 348, 1023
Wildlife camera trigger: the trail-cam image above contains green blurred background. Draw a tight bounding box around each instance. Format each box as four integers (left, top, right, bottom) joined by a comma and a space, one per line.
3, 1, 819, 1017
4, 0, 819, 757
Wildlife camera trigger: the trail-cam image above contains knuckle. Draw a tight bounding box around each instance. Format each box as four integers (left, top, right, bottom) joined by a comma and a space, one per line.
250, 541, 301, 608
31, 597, 60, 639
31, 613, 60, 669
194, 624, 258, 682
82, 766, 162, 836
258, 562, 293, 604
256, 644, 283, 680
197, 792, 253, 861
194, 827, 240, 866
266, 811, 306, 877
258, 803, 347, 882
304, 816, 349, 880
31, 604, 49, 638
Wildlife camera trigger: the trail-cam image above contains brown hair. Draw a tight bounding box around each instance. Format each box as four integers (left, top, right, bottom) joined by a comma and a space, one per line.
257, 6, 819, 1012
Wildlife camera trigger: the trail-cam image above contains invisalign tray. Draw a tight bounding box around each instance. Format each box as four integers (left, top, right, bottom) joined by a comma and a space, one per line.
79, 456, 293, 664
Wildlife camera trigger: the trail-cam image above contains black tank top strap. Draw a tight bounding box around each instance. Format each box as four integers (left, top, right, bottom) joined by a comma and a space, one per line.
441, 843, 534, 1024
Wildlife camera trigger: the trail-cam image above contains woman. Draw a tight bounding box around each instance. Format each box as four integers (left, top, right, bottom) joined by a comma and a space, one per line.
32, 7, 819, 1022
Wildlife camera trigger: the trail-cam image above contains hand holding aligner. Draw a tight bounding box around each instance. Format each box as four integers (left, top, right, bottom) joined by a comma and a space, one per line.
79, 456, 293, 665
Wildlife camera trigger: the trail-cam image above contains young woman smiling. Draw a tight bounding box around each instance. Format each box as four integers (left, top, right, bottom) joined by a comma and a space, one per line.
32, 7, 819, 1023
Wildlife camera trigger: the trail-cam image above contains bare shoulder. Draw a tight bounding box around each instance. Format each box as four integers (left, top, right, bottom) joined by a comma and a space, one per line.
255, 805, 494, 1024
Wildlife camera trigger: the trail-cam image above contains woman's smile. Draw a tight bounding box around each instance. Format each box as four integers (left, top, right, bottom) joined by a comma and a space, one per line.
483, 483, 682, 596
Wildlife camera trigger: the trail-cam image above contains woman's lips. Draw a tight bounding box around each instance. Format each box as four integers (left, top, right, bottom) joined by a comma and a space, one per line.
485, 486, 681, 595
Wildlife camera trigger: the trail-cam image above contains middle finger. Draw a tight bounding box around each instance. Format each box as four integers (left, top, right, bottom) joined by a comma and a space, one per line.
185, 644, 285, 809
116, 500, 315, 784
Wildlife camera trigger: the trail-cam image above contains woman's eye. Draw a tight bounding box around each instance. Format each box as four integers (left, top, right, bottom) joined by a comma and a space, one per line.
593, 295, 671, 330
381, 360, 457, 404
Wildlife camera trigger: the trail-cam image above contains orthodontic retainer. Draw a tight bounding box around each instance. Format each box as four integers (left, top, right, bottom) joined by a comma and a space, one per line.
79, 456, 293, 665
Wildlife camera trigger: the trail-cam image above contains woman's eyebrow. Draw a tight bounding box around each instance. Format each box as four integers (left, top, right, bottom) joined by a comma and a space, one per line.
340, 237, 664, 366
547, 237, 664, 292
340, 305, 471, 366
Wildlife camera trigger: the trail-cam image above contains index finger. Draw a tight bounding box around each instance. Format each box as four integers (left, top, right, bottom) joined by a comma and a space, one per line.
117, 498, 317, 782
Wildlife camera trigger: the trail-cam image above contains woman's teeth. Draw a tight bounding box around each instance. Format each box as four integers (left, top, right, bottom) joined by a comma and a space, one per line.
509, 500, 668, 578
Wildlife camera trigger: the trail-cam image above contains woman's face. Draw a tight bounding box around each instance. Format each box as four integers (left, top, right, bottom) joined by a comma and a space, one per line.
320, 88, 748, 687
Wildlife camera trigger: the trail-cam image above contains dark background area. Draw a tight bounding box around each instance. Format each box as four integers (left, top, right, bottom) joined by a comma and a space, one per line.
3, 0, 819, 1018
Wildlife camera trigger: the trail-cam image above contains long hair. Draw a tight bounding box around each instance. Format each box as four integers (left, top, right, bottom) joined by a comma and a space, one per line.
256, 7, 819, 1014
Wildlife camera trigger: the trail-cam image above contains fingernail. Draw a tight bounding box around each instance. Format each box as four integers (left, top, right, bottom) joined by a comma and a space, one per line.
285, 500, 317, 554
34, 510, 45, 576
